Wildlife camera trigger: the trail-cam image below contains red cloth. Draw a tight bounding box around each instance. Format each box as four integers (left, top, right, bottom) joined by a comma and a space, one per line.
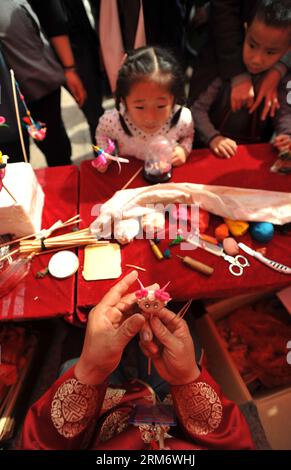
20, 366, 255, 450
0, 166, 79, 321
76, 144, 291, 322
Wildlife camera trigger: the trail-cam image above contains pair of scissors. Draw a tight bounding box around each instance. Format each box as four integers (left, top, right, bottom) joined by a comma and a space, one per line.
186, 236, 250, 277
220, 252, 250, 276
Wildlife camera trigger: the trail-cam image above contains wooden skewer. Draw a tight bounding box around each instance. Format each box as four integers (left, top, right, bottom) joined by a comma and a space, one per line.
0, 248, 20, 263
121, 167, 142, 190
0, 215, 82, 249
176, 299, 192, 320
10, 69, 28, 163
2, 183, 17, 204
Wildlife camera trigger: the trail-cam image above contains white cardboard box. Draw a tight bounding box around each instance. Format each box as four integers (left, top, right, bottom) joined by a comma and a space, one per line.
0, 163, 44, 237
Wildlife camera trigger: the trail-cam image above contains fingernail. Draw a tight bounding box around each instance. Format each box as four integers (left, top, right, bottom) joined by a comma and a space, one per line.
142, 331, 151, 341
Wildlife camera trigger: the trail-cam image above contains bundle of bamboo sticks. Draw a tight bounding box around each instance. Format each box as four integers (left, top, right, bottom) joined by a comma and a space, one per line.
0, 215, 108, 262
19, 228, 107, 255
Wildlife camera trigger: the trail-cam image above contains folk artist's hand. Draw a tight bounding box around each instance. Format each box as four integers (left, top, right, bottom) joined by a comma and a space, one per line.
209, 135, 238, 158
139, 308, 200, 386
75, 271, 145, 385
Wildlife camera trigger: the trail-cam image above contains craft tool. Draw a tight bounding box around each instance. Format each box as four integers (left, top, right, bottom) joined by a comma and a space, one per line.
177, 255, 214, 276
238, 243, 291, 274
149, 239, 164, 260
186, 236, 249, 276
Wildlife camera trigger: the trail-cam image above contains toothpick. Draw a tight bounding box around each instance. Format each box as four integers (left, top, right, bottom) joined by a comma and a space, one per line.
125, 264, 146, 271
121, 167, 142, 190
0, 248, 20, 263
10, 69, 28, 163
0, 215, 82, 249
2, 183, 17, 204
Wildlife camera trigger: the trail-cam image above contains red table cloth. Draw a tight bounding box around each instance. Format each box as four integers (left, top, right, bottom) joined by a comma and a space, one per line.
76, 143, 291, 322
0, 166, 79, 321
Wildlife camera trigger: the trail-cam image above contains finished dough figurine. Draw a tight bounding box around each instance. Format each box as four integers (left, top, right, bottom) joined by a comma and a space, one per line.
135, 279, 171, 319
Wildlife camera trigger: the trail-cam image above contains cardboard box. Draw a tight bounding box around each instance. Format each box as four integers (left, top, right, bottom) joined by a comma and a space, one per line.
195, 312, 291, 449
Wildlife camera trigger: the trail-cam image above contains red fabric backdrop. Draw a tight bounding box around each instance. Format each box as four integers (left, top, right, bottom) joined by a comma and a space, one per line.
76, 144, 291, 323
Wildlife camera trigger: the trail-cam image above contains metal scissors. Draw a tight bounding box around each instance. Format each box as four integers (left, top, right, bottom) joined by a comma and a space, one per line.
220, 253, 250, 276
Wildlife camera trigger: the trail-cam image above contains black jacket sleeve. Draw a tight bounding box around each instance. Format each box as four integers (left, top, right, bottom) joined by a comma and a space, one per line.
211, 0, 248, 80
27, 0, 68, 37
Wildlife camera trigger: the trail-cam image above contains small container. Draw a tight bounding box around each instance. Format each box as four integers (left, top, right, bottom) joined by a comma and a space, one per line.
143, 136, 172, 183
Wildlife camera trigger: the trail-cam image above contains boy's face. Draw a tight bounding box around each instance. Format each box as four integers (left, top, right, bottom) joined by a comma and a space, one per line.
243, 18, 290, 74
124, 80, 174, 134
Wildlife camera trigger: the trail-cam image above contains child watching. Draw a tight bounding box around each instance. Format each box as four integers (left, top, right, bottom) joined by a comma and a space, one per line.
94, 46, 194, 172
192, 0, 291, 158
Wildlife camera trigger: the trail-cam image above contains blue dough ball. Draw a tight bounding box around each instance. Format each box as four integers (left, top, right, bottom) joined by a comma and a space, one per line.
250, 222, 274, 243
163, 248, 171, 259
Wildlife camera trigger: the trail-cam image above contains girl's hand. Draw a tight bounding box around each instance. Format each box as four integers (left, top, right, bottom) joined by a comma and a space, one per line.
139, 308, 200, 385
273, 134, 291, 154
172, 145, 188, 167
209, 135, 237, 159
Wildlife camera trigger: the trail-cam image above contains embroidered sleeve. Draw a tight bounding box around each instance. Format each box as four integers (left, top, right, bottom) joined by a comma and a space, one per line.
171, 368, 255, 450
20, 367, 107, 450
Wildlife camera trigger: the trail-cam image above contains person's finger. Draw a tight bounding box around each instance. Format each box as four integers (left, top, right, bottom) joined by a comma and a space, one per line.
140, 321, 153, 342
260, 100, 272, 121
219, 144, 231, 159
150, 316, 176, 349
116, 313, 145, 349
139, 341, 159, 358
223, 141, 236, 156
270, 98, 279, 118
105, 307, 123, 323
249, 93, 262, 114
246, 96, 254, 108
98, 271, 138, 310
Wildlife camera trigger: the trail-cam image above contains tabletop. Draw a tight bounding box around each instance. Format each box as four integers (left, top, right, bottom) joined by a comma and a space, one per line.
75, 143, 291, 323
0, 165, 79, 321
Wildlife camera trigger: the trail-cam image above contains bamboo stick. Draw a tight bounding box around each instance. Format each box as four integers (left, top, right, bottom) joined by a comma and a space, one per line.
121, 167, 142, 190
10, 69, 28, 163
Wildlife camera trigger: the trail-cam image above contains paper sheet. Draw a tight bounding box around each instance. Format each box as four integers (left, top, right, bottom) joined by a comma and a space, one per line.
82, 243, 122, 281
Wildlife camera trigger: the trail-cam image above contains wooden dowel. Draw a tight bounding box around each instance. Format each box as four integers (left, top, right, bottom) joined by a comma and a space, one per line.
121, 167, 142, 190
0, 248, 20, 263
10, 69, 28, 163
2, 183, 17, 204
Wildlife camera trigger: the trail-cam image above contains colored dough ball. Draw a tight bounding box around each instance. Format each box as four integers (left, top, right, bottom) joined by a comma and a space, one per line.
250, 222, 274, 243
223, 237, 239, 256
215, 223, 229, 241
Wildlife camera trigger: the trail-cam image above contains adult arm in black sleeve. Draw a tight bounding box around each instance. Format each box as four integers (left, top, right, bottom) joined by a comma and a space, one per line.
27, 0, 68, 37
211, 0, 247, 80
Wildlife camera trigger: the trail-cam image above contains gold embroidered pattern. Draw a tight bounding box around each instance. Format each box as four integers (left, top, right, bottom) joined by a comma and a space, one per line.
51, 378, 99, 438
99, 410, 130, 442
173, 382, 222, 436
101, 388, 126, 413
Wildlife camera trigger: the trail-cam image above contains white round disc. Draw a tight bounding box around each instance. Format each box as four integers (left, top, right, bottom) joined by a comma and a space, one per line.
48, 251, 79, 279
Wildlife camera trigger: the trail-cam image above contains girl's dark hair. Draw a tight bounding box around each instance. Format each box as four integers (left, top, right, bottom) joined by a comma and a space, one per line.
115, 46, 186, 136
253, 0, 291, 28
